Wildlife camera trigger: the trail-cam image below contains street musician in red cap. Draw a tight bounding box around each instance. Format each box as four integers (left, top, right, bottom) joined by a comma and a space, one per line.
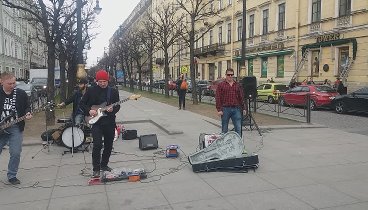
80, 70, 120, 178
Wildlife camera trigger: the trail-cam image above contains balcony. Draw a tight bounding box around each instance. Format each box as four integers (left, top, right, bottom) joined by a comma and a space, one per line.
336, 15, 351, 28
260, 34, 269, 42
310, 22, 321, 33
194, 43, 225, 58
247, 37, 254, 45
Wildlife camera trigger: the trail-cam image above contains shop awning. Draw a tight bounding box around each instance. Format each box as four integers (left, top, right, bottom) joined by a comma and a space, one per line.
233, 49, 293, 60
302, 38, 357, 60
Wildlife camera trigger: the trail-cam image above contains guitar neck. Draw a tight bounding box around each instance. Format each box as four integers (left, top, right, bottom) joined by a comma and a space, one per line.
0, 115, 27, 130
100, 98, 130, 111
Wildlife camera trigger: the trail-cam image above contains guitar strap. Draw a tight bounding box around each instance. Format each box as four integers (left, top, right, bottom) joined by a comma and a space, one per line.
106, 86, 111, 105
11, 88, 18, 117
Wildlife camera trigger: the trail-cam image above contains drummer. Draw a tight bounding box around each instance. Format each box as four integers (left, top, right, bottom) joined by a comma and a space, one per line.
57, 78, 88, 126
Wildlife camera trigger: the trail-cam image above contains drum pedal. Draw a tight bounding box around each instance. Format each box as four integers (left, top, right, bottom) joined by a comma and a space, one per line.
166, 145, 179, 158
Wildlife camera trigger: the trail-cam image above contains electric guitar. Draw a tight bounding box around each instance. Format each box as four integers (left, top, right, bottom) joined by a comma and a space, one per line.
0, 102, 55, 135
86, 94, 141, 125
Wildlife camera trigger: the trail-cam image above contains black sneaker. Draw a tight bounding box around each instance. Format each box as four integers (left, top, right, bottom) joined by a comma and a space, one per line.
101, 166, 112, 172
8, 177, 20, 185
92, 171, 100, 178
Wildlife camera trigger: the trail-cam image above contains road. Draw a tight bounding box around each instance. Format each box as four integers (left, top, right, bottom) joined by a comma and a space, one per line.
149, 87, 368, 136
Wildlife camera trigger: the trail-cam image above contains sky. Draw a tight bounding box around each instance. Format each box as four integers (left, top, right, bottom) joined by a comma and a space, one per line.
86, 0, 142, 68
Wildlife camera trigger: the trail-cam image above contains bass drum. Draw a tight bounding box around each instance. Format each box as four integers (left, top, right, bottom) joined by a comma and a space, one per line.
61, 126, 85, 149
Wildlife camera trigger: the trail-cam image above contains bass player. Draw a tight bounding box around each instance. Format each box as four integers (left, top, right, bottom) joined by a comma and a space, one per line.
80, 70, 120, 178
0, 71, 32, 185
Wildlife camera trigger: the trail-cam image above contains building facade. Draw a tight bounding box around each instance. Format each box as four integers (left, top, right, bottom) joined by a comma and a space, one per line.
113, 0, 368, 92
0, 3, 47, 79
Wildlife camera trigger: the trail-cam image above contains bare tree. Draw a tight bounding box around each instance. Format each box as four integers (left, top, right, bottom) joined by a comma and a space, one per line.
2, 0, 86, 125
139, 14, 158, 93
149, 3, 183, 98
175, 0, 218, 104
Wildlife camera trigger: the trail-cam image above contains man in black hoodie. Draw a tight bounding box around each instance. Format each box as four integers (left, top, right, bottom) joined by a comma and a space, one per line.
0, 71, 32, 185
80, 70, 120, 178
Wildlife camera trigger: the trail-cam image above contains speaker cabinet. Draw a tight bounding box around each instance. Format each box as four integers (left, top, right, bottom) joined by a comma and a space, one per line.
242, 76, 257, 99
139, 134, 158, 150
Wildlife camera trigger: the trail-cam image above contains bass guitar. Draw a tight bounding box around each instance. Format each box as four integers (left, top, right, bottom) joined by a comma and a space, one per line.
0, 102, 55, 135
86, 94, 141, 125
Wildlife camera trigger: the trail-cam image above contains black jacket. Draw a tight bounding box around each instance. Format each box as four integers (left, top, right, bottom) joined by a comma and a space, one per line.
65, 88, 87, 117
0, 88, 31, 131
80, 85, 120, 125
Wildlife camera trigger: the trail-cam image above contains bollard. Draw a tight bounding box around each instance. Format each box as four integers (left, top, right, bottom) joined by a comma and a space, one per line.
306, 94, 311, 123
198, 87, 202, 103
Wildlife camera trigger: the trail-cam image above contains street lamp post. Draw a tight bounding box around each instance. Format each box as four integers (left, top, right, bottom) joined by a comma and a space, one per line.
76, 0, 102, 79
240, 0, 247, 77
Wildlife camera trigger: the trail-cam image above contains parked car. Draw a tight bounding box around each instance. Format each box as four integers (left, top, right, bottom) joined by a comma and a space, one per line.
152, 80, 165, 89
331, 87, 368, 114
279, 85, 339, 110
17, 83, 37, 103
167, 80, 177, 90
208, 79, 225, 97
30, 77, 47, 97
196, 80, 211, 95
257, 83, 289, 103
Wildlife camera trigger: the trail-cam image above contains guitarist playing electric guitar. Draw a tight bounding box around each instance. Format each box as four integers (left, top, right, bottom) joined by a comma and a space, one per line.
0, 71, 32, 185
80, 70, 120, 179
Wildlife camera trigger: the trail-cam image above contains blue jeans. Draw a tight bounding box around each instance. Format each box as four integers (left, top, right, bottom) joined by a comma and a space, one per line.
74, 114, 85, 126
221, 107, 242, 136
0, 125, 23, 180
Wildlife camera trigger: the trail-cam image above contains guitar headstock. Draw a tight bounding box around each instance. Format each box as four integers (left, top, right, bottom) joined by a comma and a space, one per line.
129, 94, 141, 100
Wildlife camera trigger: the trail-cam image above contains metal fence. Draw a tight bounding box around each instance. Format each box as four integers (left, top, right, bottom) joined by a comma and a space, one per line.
128, 85, 311, 123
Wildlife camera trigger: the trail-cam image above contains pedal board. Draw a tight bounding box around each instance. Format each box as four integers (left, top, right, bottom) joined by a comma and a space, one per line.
190, 155, 259, 173
166, 145, 179, 158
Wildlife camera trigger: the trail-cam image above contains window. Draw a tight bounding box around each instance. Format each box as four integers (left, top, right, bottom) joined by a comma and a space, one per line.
218, 26, 222, 44
227, 23, 232, 43
227, 60, 231, 70
237, 19, 242, 41
248, 59, 253, 76
228, 0, 232, 6
339, 0, 351, 17
195, 35, 199, 48
201, 35, 204, 47
261, 57, 268, 78
277, 56, 284, 78
218, 61, 222, 78
249, 14, 254, 37
209, 30, 213, 45
218, 0, 223, 10
312, 0, 321, 22
210, 0, 214, 12
278, 3, 285, 30
262, 9, 269, 35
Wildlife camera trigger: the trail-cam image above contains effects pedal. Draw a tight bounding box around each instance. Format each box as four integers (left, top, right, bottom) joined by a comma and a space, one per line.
166, 145, 179, 158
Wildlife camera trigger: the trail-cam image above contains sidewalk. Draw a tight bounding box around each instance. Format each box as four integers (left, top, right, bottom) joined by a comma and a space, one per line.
1, 90, 368, 210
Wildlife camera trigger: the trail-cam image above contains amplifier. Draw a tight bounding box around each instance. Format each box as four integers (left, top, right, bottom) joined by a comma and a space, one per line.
139, 134, 158, 150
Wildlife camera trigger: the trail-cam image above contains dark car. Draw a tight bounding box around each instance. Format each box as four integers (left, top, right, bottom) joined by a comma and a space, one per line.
30, 77, 47, 97
17, 83, 37, 103
208, 79, 225, 97
196, 80, 211, 95
280, 85, 339, 110
331, 87, 368, 114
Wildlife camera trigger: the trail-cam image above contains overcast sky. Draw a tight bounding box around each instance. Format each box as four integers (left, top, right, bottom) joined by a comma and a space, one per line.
86, 0, 141, 68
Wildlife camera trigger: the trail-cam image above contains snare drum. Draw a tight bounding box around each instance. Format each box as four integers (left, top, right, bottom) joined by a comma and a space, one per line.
61, 126, 85, 149
57, 118, 72, 124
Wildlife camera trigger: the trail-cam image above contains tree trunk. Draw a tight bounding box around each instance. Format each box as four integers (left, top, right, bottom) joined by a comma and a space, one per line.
46, 45, 56, 126
190, 17, 198, 104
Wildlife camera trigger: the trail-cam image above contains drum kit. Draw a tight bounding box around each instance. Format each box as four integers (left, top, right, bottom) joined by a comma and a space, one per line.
55, 118, 120, 154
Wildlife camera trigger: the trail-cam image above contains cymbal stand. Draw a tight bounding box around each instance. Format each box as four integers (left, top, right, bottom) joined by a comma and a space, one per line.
32, 101, 55, 159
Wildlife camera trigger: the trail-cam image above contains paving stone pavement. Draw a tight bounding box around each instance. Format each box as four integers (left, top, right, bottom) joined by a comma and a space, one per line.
1, 90, 368, 210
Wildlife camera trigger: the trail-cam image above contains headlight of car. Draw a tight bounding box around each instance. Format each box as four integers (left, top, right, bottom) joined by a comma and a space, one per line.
329, 96, 335, 100
43, 85, 47, 89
